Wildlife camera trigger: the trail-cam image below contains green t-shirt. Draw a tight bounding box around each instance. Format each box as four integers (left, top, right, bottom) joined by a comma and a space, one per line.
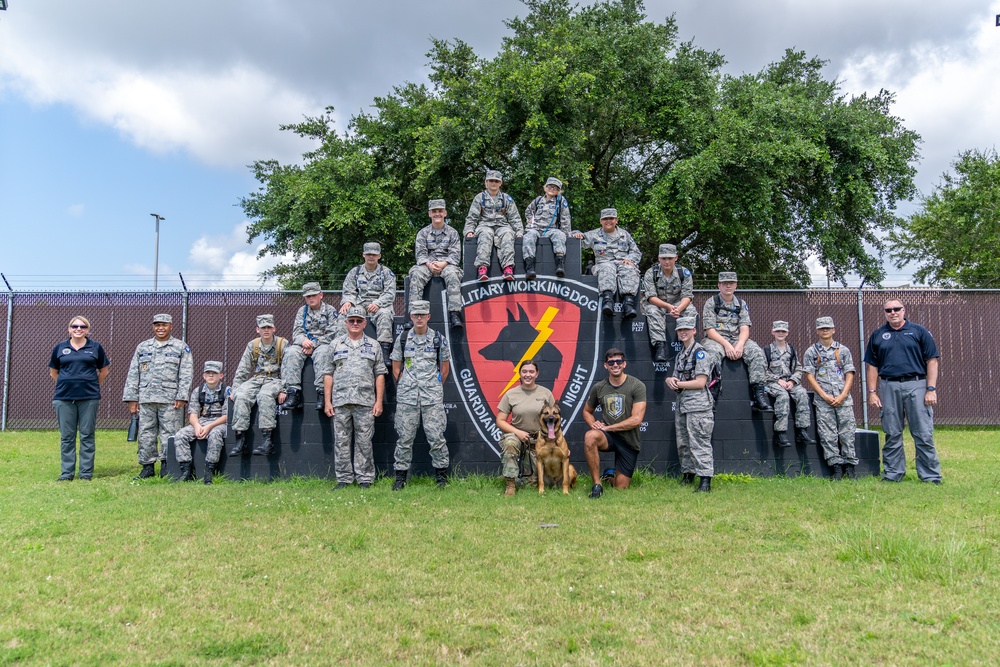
586, 374, 647, 451
497, 384, 555, 433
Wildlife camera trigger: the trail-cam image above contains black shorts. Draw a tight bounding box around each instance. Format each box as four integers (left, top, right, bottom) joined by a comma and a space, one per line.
601, 430, 639, 479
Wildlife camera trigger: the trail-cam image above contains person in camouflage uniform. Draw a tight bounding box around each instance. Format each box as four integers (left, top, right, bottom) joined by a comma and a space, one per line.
340, 242, 396, 354
572, 208, 642, 319
123, 313, 194, 479
666, 316, 717, 493
464, 169, 523, 282
701, 271, 771, 412
229, 314, 288, 457
323, 305, 386, 488
495, 359, 554, 496
408, 199, 464, 330
642, 243, 697, 362
282, 282, 344, 411
522, 176, 572, 280
390, 300, 451, 490
172, 360, 228, 484
803, 317, 858, 480
764, 321, 815, 449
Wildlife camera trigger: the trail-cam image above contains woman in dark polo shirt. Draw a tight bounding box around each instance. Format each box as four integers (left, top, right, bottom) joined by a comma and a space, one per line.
48, 316, 110, 481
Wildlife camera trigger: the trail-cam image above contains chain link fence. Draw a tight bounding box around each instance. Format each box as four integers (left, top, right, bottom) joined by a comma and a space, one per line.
3, 289, 997, 430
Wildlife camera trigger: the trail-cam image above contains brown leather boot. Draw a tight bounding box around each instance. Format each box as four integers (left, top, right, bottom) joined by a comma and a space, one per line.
504, 477, 516, 496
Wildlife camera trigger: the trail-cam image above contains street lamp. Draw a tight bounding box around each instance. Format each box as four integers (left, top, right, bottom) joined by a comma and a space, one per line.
150, 213, 166, 293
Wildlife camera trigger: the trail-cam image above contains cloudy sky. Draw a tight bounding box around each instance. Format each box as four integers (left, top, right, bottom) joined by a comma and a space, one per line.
1, 0, 997, 290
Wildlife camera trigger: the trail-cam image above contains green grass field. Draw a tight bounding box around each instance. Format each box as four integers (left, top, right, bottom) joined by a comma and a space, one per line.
0, 429, 996, 666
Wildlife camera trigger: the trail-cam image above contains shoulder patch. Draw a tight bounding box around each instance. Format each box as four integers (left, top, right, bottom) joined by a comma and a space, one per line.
695, 350, 706, 359
683, 268, 691, 277
185, 345, 191, 353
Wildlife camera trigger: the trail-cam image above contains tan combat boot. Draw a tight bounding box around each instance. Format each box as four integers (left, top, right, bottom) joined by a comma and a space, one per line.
504, 477, 517, 496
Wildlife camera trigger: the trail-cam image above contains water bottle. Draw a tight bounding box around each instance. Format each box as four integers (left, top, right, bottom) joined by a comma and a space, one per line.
126, 413, 139, 442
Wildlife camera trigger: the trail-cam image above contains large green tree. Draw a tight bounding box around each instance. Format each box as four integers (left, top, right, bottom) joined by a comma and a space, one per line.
241, 0, 920, 288
891, 149, 1000, 288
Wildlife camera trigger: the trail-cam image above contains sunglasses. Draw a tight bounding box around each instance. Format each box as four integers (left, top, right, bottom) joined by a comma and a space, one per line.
70, 324, 88, 329
606, 359, 625, 366
884, 307, 903, 313
346, 318, 365, 324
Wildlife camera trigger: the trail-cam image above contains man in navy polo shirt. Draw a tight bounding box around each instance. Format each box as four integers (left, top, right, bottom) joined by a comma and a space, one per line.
864, 299, 941, 483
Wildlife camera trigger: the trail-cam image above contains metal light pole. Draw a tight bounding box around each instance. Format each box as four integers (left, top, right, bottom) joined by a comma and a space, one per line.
150, 213, 165, 293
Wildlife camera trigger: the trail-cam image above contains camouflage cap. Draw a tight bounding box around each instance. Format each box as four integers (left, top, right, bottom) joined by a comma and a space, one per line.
345, 305, 367, 320
301, 282, 322, 296
658, 243, 678, 258
409, 300, 431, 315
256, 314, 275, 328
816, 316, 835, 329
363, 242, 381, 255
428, 198, 447, 211
544, 176, 563, 189
203, 360, 223, 373
152, 313, 172, 324
485, 169, 503, 181
600, 208, 618, 219
675, 316, 698, 331
718, 271, 738, 283
772, 320, 789, 332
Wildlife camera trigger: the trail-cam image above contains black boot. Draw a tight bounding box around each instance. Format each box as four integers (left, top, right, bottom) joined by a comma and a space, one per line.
381, 342, 393, 363
449, 311, 463, 330
622, 294, 637, 319
524, 257, 536, 280
283, 386, 303, 410
776, 431, 792, 448
315, 389, 325, 411
178, 461, 195, 481
203, 461, 216, 485
680, 472, 695, 486
133, 463, 155, 480
695, 476, 712, 493
842, 463, 855, 480
230, 431, 246, 457
555, 254, 566, 278
601, 291, 615, 317
796, 430, 816, 448
751, 384, 772, 412
653, 342, 668, 363
434, 467, 448, 488
831, 463, 844, 481
252, 430, 274, 456
393, 470, 407, 491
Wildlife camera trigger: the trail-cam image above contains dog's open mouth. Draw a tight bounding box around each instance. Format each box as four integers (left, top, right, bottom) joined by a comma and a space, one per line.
545, 419, 558, 440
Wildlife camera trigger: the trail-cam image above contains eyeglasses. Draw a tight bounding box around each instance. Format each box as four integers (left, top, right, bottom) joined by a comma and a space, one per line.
606, 359, 625, 366
70, 324, 88, 329
346, 319, 365, 324
884, 307, 903, 313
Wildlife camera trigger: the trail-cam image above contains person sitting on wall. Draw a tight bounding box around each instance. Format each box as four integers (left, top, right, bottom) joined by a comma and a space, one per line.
763, 320, 815, 449
172, 360, 228, 484
522, 176, 572, 280
464, 169, 523, 282
340, 242, 397, 359
642, 243, 696, 362
229, 314, 288, 457
572, 209, 642, 319
282, 282, 344, 411
407, 199, 464, 330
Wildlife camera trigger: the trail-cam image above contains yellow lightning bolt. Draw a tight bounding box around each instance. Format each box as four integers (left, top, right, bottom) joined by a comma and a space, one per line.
500, 306, 560, 396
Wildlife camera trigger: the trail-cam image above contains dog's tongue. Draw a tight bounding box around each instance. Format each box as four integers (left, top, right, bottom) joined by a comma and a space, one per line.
547, 424, 557, 439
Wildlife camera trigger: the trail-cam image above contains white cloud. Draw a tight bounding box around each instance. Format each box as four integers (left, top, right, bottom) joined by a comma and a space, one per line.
67, 204, 85, 217
183, 222, 290, 289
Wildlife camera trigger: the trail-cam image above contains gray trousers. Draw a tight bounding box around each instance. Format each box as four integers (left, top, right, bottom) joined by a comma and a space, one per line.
394, 401, 449, 470
137, 402, 183, 465
879, 379, 941, 482
282, 343, 334, 391
765, 382, 812, 432
814, 401, 858, 466
334, 404, 376, 485
645, 304, 697, 344
676, 410, 715, 477
53, 399, 100, 479
473, 225, 516, 268
702, 338, 767, 385
592, 261, 641, 296
173, 418, 229, 464
521, 229, 567, 260
408, 265, 463, 312
231, 377, 283, 431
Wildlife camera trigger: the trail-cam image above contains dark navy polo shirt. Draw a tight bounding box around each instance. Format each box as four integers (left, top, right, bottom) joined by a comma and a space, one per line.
863, 320, 939, 380
49, 338, 110, 401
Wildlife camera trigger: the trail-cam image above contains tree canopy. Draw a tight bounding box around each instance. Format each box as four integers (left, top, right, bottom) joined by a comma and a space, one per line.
241, 0, 920, 289
890, 149, 1000, 288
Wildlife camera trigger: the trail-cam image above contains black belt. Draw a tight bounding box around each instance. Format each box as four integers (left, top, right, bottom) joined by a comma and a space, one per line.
881, 374, 925, 382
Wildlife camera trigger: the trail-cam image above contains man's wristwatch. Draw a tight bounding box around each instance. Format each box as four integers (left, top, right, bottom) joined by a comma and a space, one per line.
926, 386, 936, 391
868, 390, 878, 394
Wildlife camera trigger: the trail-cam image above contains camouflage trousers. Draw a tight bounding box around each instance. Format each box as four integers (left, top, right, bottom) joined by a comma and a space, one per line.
334, 404, 376, 485
521, 229, 567, 260
408, 264, 463, 312
282, 343, 334, 391
394, 401, 449, 470
764, 382, 812, 432
137, 402, 183, 465
231, 376, 283, 431
362, 307, 395, 344
701, 338, 767, 385
592, 261, 641, 296
472, 225, 516, 268
500, 433, 537, 482
676, 409, 715, 477
173, 417, 229, 464
644, 303, 697, 344
814, 401, 858, 466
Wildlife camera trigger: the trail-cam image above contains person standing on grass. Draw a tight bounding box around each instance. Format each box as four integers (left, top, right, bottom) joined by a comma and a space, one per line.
665, 317, 716, 493
582, 348, 647, 498
49, 316, 110, 481
802, 317, 858, 480
496, 359, 555, 496
864, 299, 942, 484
